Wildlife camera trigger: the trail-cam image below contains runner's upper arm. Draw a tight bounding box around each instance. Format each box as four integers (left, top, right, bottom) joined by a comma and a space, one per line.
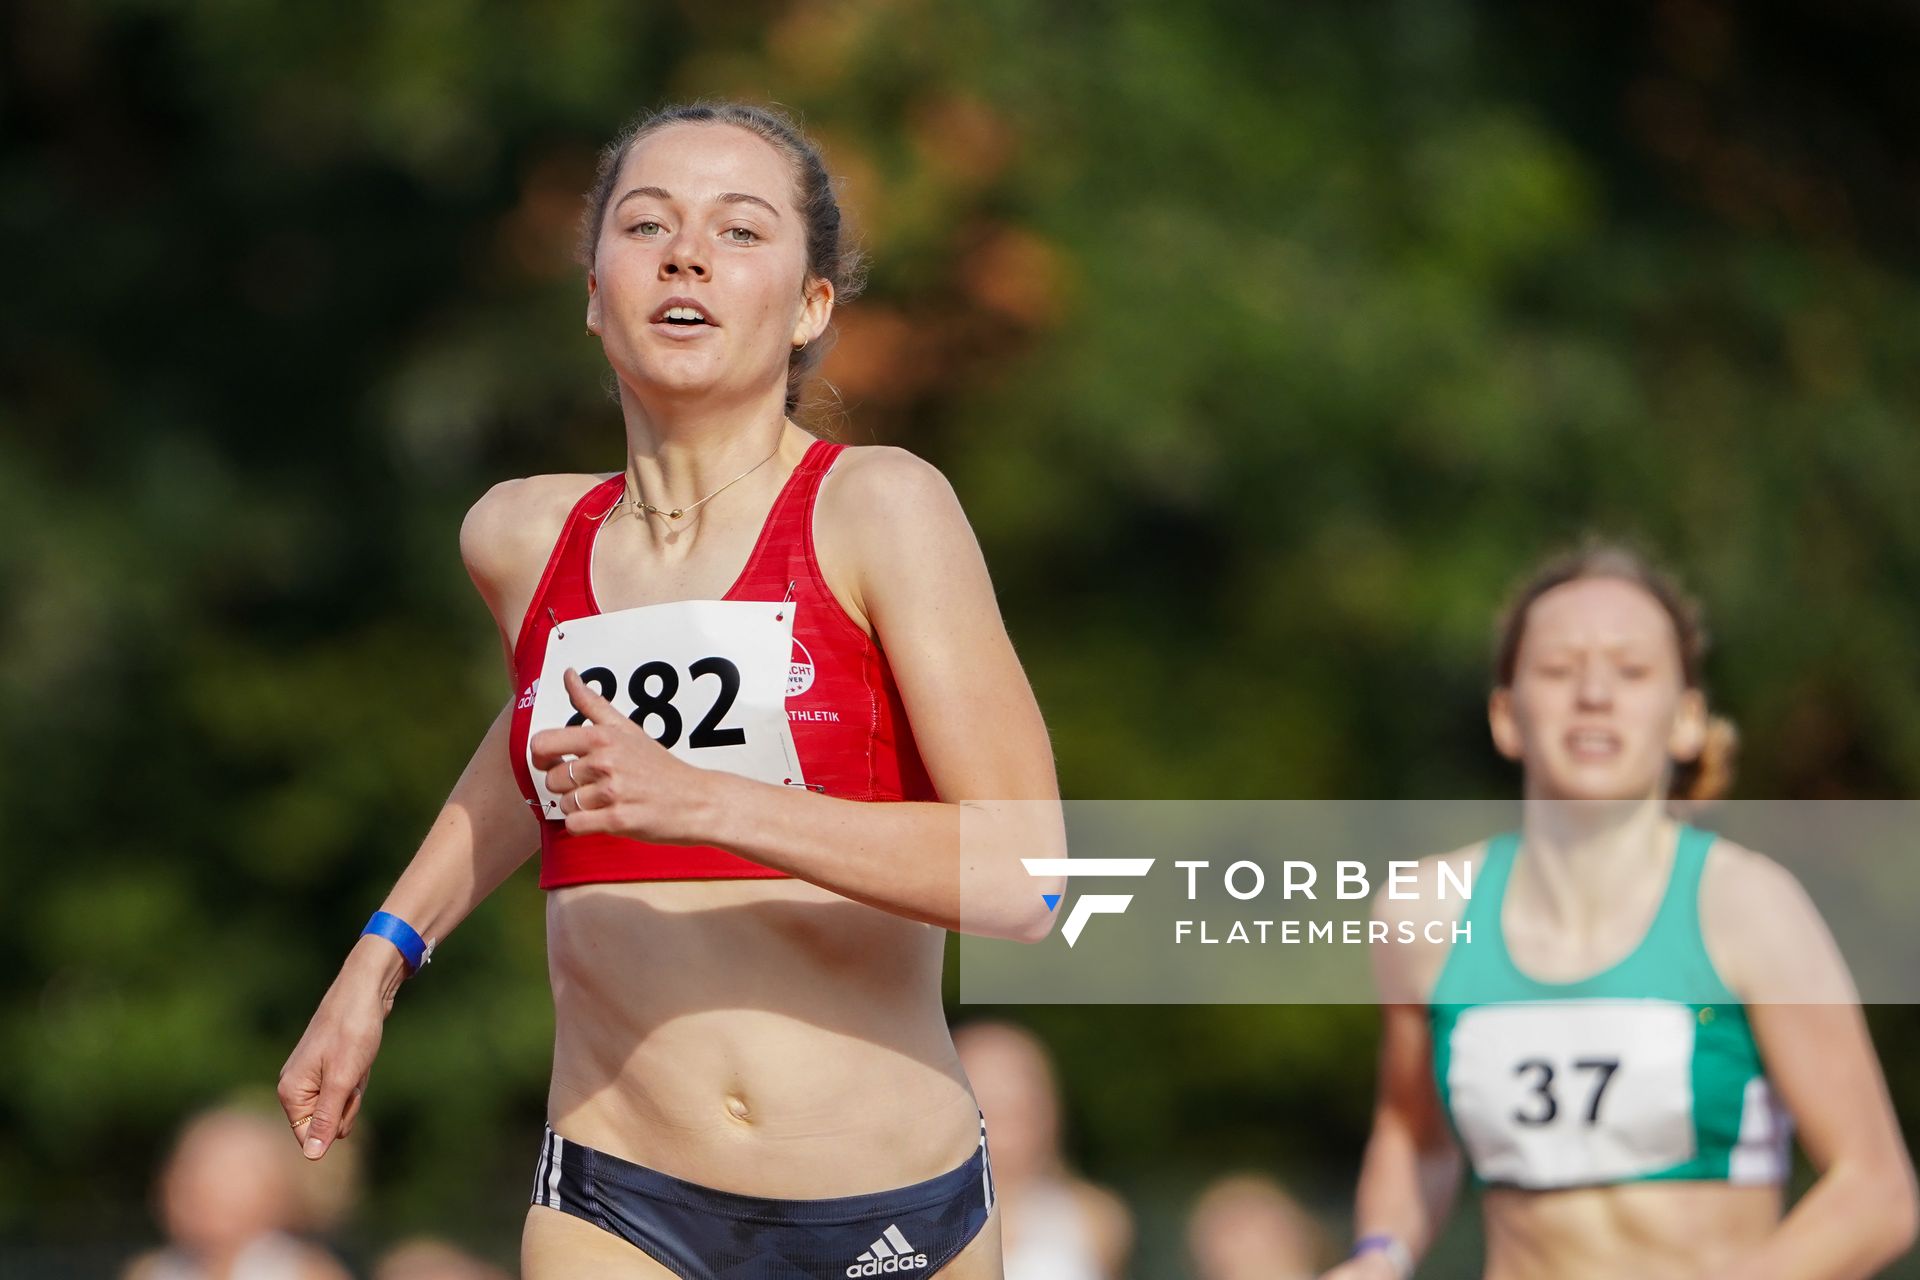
1368, 850, 1473, 1147
461, 480, 527, 663
1702, 844, 1911, 1185
1700, 841, 1856, 1006
818, 447, 1057, 803
1370, 850, 1475, 1005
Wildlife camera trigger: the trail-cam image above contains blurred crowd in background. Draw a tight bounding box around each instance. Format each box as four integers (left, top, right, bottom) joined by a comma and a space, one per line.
123, 1105, 511, 1280
121, 1024, 1330, 1279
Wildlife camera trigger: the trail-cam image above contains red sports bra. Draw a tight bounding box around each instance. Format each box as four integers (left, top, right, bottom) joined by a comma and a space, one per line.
507, 437, 938, 888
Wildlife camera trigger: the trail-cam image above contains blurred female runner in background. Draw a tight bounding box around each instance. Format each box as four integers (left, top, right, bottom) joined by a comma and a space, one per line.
125, 1106, 354, 1280
1187, 1172, 1327, 1280
1324, 545, 1916, 1280
954, 1021, 1133, 1280
279, 101, 1064, 1279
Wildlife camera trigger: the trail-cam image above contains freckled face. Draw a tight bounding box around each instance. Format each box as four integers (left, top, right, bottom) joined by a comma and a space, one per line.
1491, 577, 1706, 801
585, 122, 831, 406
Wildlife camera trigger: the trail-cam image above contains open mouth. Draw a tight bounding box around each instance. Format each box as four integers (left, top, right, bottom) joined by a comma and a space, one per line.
650, 298, 717, 328
1565, 728, 1622, 759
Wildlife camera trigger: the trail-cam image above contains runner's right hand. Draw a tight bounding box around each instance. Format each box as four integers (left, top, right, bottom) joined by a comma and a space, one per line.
277, 940, 398, 1159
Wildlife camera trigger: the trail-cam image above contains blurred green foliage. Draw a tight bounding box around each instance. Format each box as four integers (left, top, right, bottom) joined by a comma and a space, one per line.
4, 0, 1918, 1274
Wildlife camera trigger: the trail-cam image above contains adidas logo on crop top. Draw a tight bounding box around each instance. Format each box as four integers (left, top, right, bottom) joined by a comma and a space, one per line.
507, 437, 937, 889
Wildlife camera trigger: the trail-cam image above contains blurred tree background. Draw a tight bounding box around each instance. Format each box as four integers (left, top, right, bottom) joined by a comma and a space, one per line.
4, 0, 1918, 1274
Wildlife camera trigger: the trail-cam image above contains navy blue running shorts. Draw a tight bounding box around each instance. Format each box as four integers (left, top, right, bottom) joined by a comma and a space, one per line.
529, 1114, 996, 1279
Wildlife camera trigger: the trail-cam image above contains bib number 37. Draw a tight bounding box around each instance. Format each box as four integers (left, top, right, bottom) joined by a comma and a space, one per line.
1447, 1000, 1698, 1186
526, 599, 805, 816
1512, 1056, 1621, 1126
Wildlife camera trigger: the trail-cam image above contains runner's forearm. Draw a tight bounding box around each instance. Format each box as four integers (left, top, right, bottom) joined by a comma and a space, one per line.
697, 774, 1062, 941
1712, 1154, 1919, 1280
1352, 1109, 1460, 1264
351, 700, 541, 993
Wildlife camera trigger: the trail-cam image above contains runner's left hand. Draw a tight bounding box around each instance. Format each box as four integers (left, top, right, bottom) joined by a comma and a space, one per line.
529, 667, 712, 843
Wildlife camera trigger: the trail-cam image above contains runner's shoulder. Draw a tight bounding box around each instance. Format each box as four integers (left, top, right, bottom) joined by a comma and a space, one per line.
1697, 834, 1815, 952
815, 444, 959, 530
1369, 841, 1487, 1003
460, 472, 612, 594
1698, 832, 1796, 904
1697, 832, 1839, 999
1372, 840, 1486, 929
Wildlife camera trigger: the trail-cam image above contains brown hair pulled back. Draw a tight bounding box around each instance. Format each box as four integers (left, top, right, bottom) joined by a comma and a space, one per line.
1492, 541, 1738, 802
579, 101, 866, 415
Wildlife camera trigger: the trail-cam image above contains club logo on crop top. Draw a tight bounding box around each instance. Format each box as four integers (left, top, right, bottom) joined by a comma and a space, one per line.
787, 636, 815, 697
785, 635, 841, 722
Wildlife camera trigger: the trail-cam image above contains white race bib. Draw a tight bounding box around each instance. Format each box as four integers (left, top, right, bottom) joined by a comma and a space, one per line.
525, 599, 804, 819
1447, 1000, 1696, 1187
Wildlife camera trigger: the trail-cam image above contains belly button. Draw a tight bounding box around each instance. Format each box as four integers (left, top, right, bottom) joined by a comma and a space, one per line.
724, 1094, 752, 1123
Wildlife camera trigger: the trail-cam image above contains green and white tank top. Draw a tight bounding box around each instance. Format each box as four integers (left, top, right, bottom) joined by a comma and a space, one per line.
1428, 825, 1792, 1190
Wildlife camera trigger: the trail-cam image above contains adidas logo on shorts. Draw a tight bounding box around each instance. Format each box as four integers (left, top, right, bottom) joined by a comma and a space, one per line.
845, 1224, 928, 1275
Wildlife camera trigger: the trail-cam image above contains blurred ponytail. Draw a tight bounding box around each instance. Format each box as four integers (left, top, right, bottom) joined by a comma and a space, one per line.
1672, 713, 1739, 804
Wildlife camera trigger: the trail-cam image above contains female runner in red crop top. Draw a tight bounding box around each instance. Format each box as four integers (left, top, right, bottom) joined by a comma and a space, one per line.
277, 102, 1064, 1279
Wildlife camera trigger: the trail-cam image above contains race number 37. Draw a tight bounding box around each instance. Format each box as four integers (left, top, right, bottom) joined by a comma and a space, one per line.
526, 599, 805, 814
1511, 1056, 1621, 1126
1447, 1000, 1697, 1187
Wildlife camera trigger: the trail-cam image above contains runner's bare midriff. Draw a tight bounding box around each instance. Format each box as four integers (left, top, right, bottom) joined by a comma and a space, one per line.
544, 876, 980, 1198
1482, 1182, 1782, 1280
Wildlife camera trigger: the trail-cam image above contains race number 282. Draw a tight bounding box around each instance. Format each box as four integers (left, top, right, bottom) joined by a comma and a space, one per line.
567, 657, 746, 750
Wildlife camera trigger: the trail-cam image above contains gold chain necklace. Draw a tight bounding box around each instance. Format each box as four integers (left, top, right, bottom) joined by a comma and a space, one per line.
609, 438, 783, 523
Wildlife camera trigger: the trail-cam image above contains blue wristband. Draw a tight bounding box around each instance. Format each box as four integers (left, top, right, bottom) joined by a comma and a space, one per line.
1350, 1235, 1412, 1278
361, 910, 433, 975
